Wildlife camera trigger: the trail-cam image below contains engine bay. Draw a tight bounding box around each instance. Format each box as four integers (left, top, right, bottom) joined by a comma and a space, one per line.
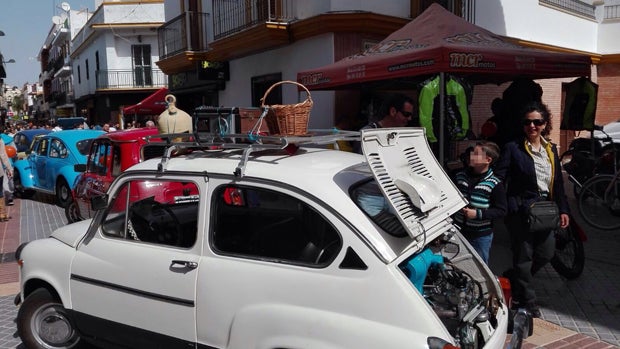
400, 232, 505, 349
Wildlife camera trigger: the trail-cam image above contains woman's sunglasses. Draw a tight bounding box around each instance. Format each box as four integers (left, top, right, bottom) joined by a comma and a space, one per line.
522, 118, 546, 127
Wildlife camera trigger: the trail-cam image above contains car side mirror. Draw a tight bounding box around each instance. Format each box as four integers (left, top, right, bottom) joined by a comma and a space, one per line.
74, 164, 87, 173
91, 195, 108, 211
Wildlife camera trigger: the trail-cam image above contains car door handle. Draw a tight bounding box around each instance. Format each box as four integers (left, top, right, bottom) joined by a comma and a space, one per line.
171, 260, 198, 269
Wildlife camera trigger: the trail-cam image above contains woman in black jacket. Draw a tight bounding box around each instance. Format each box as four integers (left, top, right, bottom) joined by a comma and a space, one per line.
494, 101, 570, 317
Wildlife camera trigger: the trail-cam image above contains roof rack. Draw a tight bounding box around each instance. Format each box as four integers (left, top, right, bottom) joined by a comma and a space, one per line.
146, 128, 361, 177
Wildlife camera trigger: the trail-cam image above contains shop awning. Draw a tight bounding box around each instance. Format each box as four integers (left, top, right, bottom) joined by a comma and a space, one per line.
122, 88, 169, 115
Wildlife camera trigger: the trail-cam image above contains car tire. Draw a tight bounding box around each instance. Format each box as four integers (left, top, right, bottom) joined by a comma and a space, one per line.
65, 201, 82, 223
17, 288, 82, 349
13, 170, 35, 199
56, 178, 73, 208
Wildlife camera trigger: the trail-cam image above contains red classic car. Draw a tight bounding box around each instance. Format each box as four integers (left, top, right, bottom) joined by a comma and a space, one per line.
66, 127, 167, 222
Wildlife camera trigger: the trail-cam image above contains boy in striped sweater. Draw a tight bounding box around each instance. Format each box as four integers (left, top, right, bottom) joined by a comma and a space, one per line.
453, 141, 507, 264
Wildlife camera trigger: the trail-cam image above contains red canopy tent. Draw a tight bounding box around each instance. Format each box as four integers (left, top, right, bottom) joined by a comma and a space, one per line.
297, 3, 591, 90
297, 4, 592, 162
122, 88, 169, 115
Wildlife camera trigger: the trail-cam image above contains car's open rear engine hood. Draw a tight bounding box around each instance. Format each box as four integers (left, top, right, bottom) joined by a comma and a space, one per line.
361, 128, 467, 253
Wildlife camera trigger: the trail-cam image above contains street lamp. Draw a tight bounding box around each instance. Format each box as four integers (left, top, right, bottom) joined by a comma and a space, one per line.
2, 59, 15, 63
0, 30, 5, 36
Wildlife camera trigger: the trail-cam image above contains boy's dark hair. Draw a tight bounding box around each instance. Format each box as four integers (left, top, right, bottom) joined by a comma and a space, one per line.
476, 141, 500, 165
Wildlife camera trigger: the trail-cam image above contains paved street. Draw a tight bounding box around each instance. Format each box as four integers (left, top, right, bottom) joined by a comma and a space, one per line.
0, 188, 619, 348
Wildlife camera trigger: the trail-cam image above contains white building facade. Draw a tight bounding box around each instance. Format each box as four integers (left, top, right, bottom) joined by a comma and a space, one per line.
71, 0, 166, 126
156, 0, 619, 149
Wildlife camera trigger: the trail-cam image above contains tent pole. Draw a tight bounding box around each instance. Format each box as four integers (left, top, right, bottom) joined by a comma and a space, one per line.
439, 72, 445, 166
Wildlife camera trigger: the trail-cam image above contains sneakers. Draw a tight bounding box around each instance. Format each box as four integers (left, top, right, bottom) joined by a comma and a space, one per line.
6, 199, 13, 206
511, 300, 541, 318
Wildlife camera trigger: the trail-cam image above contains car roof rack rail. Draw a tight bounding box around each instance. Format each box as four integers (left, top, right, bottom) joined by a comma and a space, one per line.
147, 128, 361, 177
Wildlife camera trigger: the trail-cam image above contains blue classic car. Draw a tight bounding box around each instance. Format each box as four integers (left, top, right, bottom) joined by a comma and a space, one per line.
11, 129, 53, 161
13, 129, 52, 152
13, 129, 105, 207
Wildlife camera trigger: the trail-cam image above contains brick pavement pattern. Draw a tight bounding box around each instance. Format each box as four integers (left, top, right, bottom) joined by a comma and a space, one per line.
1, 192, 619, 349
0, 295, 20, 349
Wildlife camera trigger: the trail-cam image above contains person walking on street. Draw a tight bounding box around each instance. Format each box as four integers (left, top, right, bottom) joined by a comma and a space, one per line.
0, 134, 14, 221
452, 141, 507, 265
494, 101, 570, 318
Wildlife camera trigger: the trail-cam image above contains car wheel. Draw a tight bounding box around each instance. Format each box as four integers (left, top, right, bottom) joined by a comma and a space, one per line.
13, 170, 35, 199
65, 201, 82, 223
56, 178, 73, 208
17, 288, 82, 349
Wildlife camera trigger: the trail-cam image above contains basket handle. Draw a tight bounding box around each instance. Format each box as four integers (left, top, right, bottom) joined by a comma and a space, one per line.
260, 80, 312, 108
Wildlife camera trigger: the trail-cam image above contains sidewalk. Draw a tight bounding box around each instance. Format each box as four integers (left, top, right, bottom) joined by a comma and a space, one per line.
1, 195, 619, 349
0, 197, 19, 288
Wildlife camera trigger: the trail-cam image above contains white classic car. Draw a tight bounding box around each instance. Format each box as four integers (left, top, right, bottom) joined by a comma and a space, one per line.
15, 128, 530, 349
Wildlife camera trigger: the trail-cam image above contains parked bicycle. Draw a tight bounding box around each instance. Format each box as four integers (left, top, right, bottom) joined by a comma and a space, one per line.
578, 167, 620, 230
561, 125, 619, 197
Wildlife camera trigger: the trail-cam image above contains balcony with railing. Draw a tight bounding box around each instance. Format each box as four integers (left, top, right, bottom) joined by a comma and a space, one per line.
96, 69, 167, 89
539, 0, 595, 20
157, 1, 476, 73
604, 4, 620, 20
212, 0, 296, 40
158, 11, 209, 60
156, 11, 210, 75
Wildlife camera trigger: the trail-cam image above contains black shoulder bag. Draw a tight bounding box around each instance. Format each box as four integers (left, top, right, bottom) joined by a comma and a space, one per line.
526, 200, 560, 233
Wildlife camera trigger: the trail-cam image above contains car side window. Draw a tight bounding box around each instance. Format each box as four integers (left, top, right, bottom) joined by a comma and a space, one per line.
111, 144, 122, 177
57, 141, 68, 158
15, 134, 27, 151
36, 139, 49, 156
101, 179, 200, 248
212, 185, 342, 266
49, 139, 65, 158
88, 141, 110, 175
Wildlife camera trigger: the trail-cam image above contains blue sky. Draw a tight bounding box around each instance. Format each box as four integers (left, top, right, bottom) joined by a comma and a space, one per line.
1, 0, 93, 87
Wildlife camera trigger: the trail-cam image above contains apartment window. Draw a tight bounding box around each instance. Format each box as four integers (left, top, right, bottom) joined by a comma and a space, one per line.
251, 73, 282, 107
86, 59, 90, 80
95, 51, 100, 71
78, 65, 81, 84
132, 45, 153, 87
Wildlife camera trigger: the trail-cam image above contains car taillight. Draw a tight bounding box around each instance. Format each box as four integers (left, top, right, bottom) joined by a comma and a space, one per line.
498, 276, 512, 307
222, 187, 245, 206
427, 337, 460, 349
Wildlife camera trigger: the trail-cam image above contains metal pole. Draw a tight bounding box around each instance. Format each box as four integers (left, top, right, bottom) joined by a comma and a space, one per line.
439, 72, 445, 165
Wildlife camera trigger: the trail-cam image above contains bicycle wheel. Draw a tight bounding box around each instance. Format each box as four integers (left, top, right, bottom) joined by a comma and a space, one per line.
578, 175, 620, 230
550, 221, 585, 279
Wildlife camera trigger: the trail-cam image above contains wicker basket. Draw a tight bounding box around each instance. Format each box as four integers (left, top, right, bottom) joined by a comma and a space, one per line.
261, 80, 313, 136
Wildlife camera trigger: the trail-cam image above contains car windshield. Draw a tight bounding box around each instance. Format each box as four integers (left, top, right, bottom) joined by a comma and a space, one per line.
76, 138, 96, 156
350, 179, 407, 238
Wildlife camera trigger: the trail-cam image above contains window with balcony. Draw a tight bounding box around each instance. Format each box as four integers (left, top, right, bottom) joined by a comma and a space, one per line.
132, 45, 153, 87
